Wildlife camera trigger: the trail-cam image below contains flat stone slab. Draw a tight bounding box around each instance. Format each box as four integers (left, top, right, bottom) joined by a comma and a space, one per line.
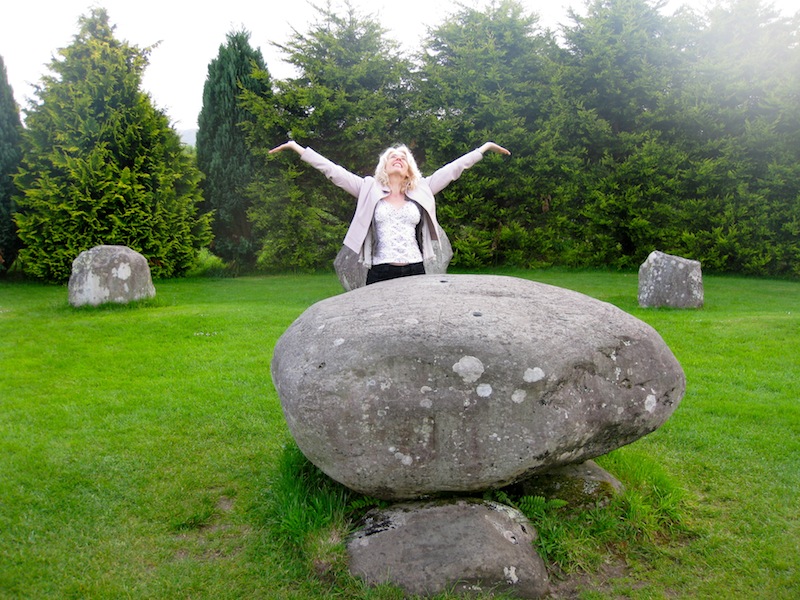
348, 499, 549, 598
271, 274, 685, 499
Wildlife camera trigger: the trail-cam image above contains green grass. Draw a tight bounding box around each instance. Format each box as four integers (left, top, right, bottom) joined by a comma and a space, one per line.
1, 270, 798, 599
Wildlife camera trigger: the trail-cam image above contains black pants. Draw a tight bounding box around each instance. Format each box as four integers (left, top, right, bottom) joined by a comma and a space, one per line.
366, 262, 425, 285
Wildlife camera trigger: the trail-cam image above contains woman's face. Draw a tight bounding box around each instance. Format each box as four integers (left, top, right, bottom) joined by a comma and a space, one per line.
385, 151, 410, 178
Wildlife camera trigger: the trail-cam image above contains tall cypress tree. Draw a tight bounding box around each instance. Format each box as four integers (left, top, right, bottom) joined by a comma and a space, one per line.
196, 29, 271, 268
13, 8, 211, 282
0, 55, 22, 273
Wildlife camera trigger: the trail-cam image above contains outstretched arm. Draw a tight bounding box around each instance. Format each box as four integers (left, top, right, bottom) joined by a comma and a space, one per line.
271, 141, 364, 198
478, 142, 511, 156
427, 142, 511, 194
269, 140, 307, 155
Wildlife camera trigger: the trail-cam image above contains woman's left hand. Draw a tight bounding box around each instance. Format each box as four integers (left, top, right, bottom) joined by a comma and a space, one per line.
479, 142, 511, 155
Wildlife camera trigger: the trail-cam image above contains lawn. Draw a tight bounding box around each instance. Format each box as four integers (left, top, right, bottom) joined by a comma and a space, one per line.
0, 270, 798, 599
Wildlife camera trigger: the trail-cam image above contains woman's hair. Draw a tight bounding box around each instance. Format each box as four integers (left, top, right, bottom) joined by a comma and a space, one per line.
374, 145, 422, 191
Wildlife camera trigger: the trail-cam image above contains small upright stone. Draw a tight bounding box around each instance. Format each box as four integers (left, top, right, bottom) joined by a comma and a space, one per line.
638, 251, 703, 308
508, 460, 624, 510
69, 245, 155, 307
423, 225, 454, 277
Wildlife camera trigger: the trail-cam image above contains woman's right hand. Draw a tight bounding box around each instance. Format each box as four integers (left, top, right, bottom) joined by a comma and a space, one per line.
269, 140, 306, 155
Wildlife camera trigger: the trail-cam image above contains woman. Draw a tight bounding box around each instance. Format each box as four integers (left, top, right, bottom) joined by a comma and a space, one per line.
269, 140, 510, 284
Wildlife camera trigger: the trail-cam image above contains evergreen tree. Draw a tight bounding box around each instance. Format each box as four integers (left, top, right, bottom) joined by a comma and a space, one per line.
548, 0, 800, 274
273, 2, 411, 174
414, 0, 558, 267
560, 0, 682, 141
554, 0, 693, 268
0, 55, 22, 273
14, 8, 211, 282
196, 29, 270, 268
242, 2, 412, 270
675, 0, 800, 274
232, 0, 800, 276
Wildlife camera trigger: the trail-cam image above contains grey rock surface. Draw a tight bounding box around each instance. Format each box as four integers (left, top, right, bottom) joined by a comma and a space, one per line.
508, 460, 624, 510
423, 225, 454, 277
333, 246, 368, 292
271, 274, 685, 499
348, 499, 549, 599
68, 245, 155, 307
638, 250, 703, 308
334, 226, 453, 291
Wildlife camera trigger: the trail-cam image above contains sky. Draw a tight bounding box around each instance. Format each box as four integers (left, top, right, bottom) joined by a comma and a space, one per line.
2, 1, 798, 132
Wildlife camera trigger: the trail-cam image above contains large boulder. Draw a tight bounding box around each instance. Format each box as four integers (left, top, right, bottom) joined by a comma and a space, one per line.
638, 250, 703, 308
333, 226, 453, 291
348, 499, 549, 599
271, 274, 685, 500
68, 245, 155, 307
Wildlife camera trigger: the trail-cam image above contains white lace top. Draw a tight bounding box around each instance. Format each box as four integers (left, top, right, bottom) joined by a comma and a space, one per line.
372, 199, 423, 265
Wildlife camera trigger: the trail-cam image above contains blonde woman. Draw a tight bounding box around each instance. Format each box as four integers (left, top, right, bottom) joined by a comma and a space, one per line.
269, 141, 510, 284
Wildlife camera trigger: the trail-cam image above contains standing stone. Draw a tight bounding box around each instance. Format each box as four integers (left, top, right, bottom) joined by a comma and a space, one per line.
68, 245, 155, 307
348, 499, 550, 599
271, 274, 685, 500
333, 246, 368, 292
334, 226, 454, 291
423, 225, 454, 276
638, 251, 703, 308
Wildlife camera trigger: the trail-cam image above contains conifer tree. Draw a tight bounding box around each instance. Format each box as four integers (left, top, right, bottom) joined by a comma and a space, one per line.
0, 55, 22, 273
414, 0, 557, 267
243, 3, 412, 270
14, 8, 211, 282
196, 30, 271, 268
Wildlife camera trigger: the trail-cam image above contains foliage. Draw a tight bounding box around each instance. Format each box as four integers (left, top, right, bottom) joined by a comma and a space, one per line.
196, 30, 271, 269
672, 0, 800, 275
242, 1, 413, 270
186, 247, 231, 277
412, 0, 561, 268
236, 0, 800, 276
245, 163, 346, 271
7, 0, 800, 278
480, 451, 688, 573
12, 8, 211, 282
549, 0, 685, 267
0, 55, 22, 273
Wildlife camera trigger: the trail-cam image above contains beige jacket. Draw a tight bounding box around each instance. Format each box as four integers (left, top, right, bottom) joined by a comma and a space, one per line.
301, 147, 485, 267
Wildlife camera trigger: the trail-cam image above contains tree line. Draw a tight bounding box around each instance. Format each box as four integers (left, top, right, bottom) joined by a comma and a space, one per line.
209, 0, 800, 276
0, 10, 211, 282
1, 0, 799, 282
